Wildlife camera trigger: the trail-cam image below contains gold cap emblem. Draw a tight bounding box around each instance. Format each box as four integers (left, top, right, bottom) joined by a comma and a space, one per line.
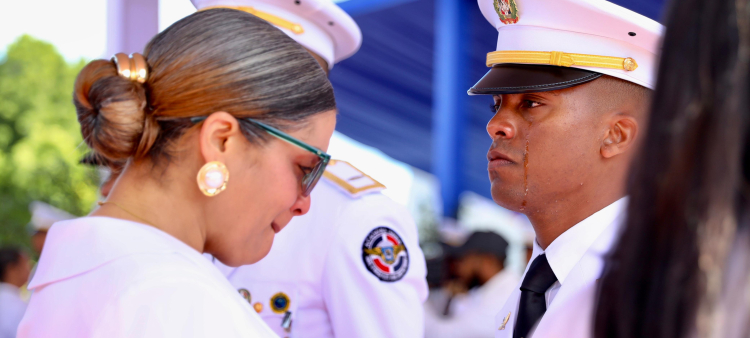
493, 0, 520, 24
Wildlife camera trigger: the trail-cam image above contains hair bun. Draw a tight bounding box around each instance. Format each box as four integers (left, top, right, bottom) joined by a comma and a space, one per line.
73, 59, 151, 162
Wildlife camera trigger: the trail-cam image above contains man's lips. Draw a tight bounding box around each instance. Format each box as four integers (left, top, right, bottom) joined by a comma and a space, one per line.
487, 149, 515, 169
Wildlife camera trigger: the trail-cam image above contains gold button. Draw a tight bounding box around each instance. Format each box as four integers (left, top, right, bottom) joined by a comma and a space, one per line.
253, 302, 263, 313
623, 57, 638, 71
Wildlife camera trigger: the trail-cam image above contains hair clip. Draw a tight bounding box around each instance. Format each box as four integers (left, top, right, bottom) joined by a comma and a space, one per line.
111, 53, 149, 83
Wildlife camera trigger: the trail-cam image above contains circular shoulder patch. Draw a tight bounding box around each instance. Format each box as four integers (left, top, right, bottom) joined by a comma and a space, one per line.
362, 227, 409, 282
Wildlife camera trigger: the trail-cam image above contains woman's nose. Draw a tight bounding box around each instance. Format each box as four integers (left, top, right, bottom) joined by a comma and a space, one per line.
290, 194, 312, 216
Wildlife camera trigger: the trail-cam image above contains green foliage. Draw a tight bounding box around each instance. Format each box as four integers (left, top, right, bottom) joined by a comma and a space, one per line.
0, 35, 99, 249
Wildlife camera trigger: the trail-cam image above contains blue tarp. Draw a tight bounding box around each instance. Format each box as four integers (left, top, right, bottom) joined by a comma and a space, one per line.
331, 0, 667, 203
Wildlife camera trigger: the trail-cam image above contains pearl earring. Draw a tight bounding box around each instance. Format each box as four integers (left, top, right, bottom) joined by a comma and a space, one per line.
197, 161, 229, 196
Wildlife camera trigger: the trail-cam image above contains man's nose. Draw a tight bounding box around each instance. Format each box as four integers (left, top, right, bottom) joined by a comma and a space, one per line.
486, 110, 516, 140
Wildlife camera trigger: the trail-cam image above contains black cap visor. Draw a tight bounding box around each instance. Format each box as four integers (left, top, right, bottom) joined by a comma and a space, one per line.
468, 64, 602, 95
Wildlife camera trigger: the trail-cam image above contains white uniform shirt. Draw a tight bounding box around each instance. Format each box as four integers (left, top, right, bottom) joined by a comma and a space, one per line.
18, 217, 278, 338
494, 198, 627, 338
0, 283, 27, 338
424, 269, 520, 338
215, 161, 428, 338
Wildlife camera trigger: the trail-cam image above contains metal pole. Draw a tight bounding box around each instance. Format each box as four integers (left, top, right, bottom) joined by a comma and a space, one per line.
106, 0, 159, 56
432, 0, 468, 218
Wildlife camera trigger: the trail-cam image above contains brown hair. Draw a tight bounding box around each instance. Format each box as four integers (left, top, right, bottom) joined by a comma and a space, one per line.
73, 8, 336, 163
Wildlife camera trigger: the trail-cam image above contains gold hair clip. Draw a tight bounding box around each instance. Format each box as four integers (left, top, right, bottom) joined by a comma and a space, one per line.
111, 53, 149, 83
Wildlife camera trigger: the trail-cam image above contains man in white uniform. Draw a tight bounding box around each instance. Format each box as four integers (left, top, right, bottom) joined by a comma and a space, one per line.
425, 231, 520, 338
189, 1, 429, 337
467, 0, 662, 337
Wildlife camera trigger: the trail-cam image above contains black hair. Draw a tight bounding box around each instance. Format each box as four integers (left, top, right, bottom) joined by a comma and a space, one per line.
0, 247, 23, 282
594, 0, 750, 336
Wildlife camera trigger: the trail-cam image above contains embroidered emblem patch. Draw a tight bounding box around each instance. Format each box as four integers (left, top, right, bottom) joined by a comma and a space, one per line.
362, 227, 409, 282
493, 0, 520, 24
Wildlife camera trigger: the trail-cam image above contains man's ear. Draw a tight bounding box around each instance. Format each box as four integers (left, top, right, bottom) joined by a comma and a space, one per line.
601, 114, 639, 159
199, 112, 242, 163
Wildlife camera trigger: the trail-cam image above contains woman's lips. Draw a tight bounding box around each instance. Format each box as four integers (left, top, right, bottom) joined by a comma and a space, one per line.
271, 222, 281, 234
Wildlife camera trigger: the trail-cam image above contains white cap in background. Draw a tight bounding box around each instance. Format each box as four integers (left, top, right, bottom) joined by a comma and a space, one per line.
191, 0, 362, 68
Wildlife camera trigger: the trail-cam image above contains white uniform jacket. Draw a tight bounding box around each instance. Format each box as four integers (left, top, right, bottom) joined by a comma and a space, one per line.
215, 160, 428, 338
0, 283, 27, 338
494, 198, 627, 338
18, 217, 278, 338
424, 269, 520, 338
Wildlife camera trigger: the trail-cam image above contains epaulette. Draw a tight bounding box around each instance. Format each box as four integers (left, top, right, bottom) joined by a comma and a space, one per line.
322, 160, 386, 198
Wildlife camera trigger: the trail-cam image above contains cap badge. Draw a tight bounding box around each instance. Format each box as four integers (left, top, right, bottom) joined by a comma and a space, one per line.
493, 0, 520, 24
362, 227, 410, 282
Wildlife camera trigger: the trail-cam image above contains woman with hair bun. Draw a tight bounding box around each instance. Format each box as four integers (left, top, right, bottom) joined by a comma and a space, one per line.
18, 8, 337, 338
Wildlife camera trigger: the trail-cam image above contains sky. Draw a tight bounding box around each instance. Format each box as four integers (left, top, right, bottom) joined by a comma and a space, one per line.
0, 0, 107, 61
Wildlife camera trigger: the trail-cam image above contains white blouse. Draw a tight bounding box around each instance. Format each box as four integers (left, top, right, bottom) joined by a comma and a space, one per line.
17, 217, 278, 338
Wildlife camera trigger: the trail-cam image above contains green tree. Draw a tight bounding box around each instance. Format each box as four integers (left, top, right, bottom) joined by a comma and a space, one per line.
0, 35, 99, 249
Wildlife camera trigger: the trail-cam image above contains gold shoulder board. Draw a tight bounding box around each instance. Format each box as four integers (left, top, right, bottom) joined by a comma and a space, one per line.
322, 160, 386, 198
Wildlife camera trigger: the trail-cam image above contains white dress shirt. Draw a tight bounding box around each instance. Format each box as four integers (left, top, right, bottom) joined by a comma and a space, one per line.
18, 217, 278, 338
214, 162, 428, 338
0, 283, 27, 338
424, 269, 521, 338
493, 197, 627, 338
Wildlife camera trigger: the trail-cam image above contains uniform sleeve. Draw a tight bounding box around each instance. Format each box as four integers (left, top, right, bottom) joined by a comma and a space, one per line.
321, 195, 428, 338
91, 274, 277, 338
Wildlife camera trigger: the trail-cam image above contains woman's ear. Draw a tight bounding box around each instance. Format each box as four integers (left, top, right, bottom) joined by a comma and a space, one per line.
199, 112, 242, 163
601, 114, 639, 159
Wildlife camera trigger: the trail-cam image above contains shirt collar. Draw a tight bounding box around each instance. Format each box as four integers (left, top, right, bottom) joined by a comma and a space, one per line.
530, 197, 628, 284
28, 216, 219, 290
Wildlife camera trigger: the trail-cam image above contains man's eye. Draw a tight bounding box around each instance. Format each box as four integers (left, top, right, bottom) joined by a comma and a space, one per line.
523, 100, 541, 108
489, 104, 501, 113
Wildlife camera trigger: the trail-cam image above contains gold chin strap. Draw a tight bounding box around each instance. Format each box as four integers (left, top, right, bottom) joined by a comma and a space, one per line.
201, 5, 304, 35
486, 50, 638, 71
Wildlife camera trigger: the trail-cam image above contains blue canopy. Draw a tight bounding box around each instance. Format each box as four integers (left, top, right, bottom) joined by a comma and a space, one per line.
331, 0, 667, 216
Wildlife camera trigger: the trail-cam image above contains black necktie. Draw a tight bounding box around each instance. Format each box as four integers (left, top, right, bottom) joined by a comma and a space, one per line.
513, 254, 558, 338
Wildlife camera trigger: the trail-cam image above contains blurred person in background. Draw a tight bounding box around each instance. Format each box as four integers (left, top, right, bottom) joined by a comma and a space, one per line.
0, 247, 31, 338
190, 1, 428, 337
27, 202, 74, 256
425, 231, 519, 338
468, 0, 661, 336
18, 8, 337, 338
587, 0, 750, 337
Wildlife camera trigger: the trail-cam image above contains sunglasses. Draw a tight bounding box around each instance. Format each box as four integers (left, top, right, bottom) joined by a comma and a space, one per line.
190, 116, 331, 197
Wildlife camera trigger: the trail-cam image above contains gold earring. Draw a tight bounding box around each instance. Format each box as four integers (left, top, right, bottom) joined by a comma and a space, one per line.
197, 161, 229, 196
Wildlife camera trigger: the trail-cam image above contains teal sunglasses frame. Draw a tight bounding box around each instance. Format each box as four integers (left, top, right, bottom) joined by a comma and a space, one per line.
190, 116, 331, 197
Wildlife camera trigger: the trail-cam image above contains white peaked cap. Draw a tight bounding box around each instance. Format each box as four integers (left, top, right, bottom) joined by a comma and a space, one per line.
191, 0, 362, 69
28, 201, 75, 231
469, 0, 663, 95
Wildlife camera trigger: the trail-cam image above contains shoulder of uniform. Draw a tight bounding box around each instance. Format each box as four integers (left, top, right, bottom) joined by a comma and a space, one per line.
322, 160, 386, 199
